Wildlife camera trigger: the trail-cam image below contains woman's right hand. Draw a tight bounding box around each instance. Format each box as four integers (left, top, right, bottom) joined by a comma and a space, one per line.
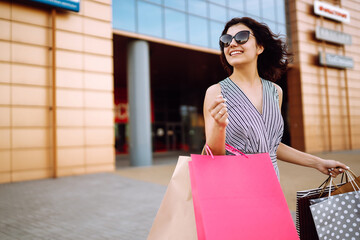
208, 95, 229, 128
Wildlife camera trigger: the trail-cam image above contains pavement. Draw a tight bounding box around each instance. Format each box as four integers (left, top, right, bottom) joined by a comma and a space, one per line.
0, 150, 359, 239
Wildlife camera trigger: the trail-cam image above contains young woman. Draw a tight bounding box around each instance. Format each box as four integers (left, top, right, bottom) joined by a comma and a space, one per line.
203, 17, 347, 179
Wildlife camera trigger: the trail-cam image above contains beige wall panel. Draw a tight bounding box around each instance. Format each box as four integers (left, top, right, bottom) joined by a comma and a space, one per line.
12, 64, 49, 86
58, 147, 84, 167
12, 22, 49, 46
56, 13, 83, 33
0, 173, 11, 184
57, 108, 84, 127
0, 150, 10, 172
12, 43, 49, 66
84, 91, 113, 109
56, 31, 83, 51
57, 166, 85, 177
0, 19, 10, 40
12, 107, 49, 127
57, 89, 83, 108
12, 169, 51, 182
92, 0, 111, 5
0, 1, 11, 19
12, 149, 50, 171
84, 72, 112, 91
84, 18, 112, 38
0, 84, 10, 105
57, 128, 84, 147
56, 50, 83, 70
0, 41, 10, 61
86, 164, 114, 173
84, 36, 112, 55
12, 86, 48, 106
0, 107, 10, 126
84, 54, 112, 73
0, 63, 10, 83
85, 128, 113, 146
86, 146, 114, 165
85, 109, 113, 127
84, 0, 111, 21
12, 128, 49, 148
57, 69, 83, 89
11, 3, 49, 27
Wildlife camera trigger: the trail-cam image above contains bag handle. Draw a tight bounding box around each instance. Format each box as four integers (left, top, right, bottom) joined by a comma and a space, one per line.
202, 143, 248, 159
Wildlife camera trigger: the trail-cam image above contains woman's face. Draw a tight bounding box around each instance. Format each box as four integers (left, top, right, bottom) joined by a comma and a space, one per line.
223, 24, 263, 68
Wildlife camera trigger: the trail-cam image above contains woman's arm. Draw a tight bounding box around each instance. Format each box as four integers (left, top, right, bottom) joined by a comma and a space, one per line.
277, 143, 348, 177
203, 84, 228, 155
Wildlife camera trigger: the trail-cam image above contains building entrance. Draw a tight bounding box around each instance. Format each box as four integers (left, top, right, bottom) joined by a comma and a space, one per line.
113, 35, 226, 154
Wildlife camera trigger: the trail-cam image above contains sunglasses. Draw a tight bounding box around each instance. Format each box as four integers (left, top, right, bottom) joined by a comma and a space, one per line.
219, 30, 253, 48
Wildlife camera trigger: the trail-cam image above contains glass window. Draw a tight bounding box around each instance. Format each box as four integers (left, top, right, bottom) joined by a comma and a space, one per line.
165, 9, 186, 42
277, 24, 287, 36
144, 0, 161, 4
228, 0, 244, 12
210, 21, 224, 49
188, 0, 207, 18
265, 21, 277, 34
228, 9, 244, 20
112, 0, 136, 32
138, 1, 163, 37
209, 3, 227, 22
189, 16, 209, 47
208, 0, 226, 6
164, 0, 186, 11
262, 0, 276, 21
245, 0, 260, 17
275, 0, 286, 24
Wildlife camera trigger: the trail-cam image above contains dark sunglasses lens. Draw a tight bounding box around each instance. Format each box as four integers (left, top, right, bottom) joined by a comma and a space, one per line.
234, 31, 250, 44
220, 34, 232, 47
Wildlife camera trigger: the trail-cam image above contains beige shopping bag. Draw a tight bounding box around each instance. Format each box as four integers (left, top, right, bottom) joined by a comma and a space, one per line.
147, 156, 197, 240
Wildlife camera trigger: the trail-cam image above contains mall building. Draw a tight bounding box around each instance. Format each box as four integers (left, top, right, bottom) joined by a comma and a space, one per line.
0, 0, 359, 183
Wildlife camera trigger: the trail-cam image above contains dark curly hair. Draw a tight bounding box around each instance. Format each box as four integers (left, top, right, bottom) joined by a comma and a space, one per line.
219, 17, 292, 82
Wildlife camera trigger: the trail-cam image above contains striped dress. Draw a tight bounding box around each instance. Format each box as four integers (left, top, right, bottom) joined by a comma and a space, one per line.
220, 77, 284, 178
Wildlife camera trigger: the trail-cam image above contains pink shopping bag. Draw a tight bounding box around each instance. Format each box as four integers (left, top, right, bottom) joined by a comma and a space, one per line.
189, 150, 299, 240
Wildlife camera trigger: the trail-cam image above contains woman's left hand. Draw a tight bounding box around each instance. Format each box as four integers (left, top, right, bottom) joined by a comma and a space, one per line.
316, 159, 349, 177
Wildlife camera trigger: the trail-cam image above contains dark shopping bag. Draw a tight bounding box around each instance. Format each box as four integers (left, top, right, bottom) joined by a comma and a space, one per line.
296, 177, 343, 240
309, 170, 360, 240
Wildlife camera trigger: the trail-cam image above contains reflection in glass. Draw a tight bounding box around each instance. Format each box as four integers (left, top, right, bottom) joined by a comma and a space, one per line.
210, 21, 224, 49
112, 0, 136, 31
165, 9, 186, 42
275, 0, 286, 24
228, 9, 244, 20
209, 3, 227, 22
138, 1, 163, 37
277, 24, 287, 36
265, 21, 277, 35
208, 0, 226, 6
228, 0, 244, 12
188, 0, 207, 17
189, 16, 209, 47
245, 0, 260, 17
262, 0, 276, 21
145, 0, 162, 4
164, 0, 185, 11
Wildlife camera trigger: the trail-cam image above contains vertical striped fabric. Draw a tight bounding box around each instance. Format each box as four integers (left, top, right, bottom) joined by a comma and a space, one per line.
220, 77, 284, 178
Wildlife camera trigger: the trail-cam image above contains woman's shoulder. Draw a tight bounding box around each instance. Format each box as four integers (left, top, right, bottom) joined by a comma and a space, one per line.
262, 79, 283, 95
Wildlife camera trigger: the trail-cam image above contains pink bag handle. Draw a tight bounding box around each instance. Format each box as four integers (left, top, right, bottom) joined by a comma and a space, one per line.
225, 144, 248, 158
204, 143, 248, 159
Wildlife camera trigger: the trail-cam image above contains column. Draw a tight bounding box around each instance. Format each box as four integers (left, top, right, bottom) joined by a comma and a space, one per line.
127, 40, 153, 166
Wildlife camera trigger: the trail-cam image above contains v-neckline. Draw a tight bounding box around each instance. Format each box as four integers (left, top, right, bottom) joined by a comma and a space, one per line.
228, 77, 264, 116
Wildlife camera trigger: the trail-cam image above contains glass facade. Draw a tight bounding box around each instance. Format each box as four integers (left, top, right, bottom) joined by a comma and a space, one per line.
113, 0, 288, 50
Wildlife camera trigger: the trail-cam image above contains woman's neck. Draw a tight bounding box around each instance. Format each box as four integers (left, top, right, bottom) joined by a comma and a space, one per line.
229, 64, 261, 86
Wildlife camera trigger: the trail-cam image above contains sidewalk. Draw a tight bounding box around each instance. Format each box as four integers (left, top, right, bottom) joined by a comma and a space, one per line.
0, 150, 359, 239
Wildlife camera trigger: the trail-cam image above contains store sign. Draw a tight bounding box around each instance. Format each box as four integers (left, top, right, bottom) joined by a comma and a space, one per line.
314, 1, 350, 23
319, 52, 354, 69
29, 0, 80, 12
316, 26, 352, 45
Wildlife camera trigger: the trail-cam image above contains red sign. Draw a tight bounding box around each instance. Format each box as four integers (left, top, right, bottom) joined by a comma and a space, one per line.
314, 1, 350, 23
